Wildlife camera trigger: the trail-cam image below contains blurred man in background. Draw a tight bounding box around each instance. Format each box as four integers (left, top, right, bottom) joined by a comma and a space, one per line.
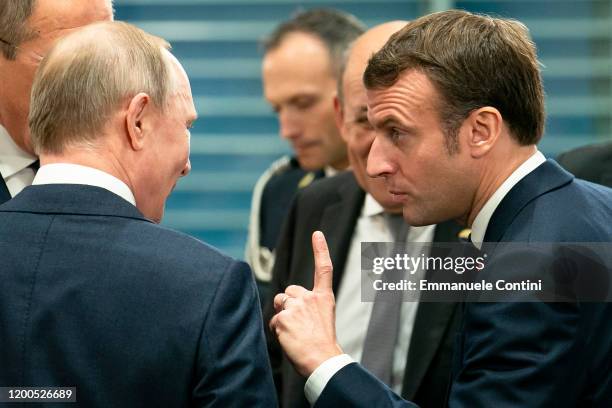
0, 21, 276, 407
265, 21, 464, 407
0, 0, 113, 203
245, 8, 365, 303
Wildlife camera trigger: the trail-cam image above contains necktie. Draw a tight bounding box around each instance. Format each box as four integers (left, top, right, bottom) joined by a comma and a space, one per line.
0, 169, 10, 204
361, 213, 409, 386
0, 160, 39, 205
29, 160, 40, 172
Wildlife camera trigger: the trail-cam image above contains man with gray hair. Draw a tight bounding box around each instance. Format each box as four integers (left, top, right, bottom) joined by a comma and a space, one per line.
0, 0, 113, 203
0, 21, 276, 407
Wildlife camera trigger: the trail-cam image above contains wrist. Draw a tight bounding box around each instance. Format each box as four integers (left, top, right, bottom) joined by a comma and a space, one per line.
301, 344, 344, 377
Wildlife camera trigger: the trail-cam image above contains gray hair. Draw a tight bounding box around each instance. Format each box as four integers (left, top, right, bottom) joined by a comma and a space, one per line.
29, 21, 173, 155
0, 0, 36, 59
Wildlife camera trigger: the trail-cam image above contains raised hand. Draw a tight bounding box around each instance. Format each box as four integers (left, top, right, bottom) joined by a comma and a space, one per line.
269, 231, 344, 377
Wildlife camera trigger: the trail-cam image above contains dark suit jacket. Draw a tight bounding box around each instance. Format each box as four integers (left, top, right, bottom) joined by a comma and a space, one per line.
315, 160, 612, 407
0, 184, 277, 407
264, 171, 463, 408
557, 141, 612, 187
251, 157, 323, 304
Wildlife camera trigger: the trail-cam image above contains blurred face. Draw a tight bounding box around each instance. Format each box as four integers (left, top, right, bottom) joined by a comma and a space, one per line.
366, 70, 476, 226
0, 0, 112, 154
138, 62, 196, 223
262, 32, 347, 171
338, 68, 402, 213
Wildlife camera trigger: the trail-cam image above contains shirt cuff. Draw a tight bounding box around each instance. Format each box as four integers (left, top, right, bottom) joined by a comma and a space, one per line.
304, 354, 354, 406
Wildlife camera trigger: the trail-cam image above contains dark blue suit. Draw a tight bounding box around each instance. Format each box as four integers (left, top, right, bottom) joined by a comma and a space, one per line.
315, 160, 612, 407
0, 184, 277, 407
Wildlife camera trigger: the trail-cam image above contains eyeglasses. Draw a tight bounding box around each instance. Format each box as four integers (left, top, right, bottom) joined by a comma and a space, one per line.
0, 37, 44, 63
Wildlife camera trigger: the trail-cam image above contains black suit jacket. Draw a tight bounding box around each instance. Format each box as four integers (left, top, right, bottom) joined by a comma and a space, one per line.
0, 184, 277, 407
264, 171, 463, 408
557, 141, 612, 187
315, 160, 612, 407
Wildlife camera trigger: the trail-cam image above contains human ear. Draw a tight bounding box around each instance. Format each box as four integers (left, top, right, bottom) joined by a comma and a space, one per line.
125, 93, 151, 151
464, 107, 502, 158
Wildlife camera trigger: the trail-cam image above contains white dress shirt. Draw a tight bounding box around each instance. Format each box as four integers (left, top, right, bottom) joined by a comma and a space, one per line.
32, 163, 136, 206
307, 194, 435, 403
0, 124, 37, 197
305, 150, 547, 405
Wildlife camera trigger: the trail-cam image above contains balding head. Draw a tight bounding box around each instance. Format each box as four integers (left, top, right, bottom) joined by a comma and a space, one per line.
29, 21, 174, 154
338, 21, 407, 105
334, 21, 407, 212
28, 21, 196, 223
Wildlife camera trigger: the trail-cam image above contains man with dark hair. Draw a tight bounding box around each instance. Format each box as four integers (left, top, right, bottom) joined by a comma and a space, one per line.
265, 21, 465, 408
0, 0, 113, 203
245, 9, 365, 302
557, 142, 612, 187
270, 10, 612, 407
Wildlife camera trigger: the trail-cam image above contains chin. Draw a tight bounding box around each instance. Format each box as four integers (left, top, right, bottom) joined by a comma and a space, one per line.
297, 158, 322, 172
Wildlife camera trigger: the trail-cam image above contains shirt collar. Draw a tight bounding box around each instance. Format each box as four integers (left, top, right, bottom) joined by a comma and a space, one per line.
32, 163, 136, 206
0, 124, 37, 179
470, 150, 546, 249
363, 193, 385, 217
324, 165, 339, 177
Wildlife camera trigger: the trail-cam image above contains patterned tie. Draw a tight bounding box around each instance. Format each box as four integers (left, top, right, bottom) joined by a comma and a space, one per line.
361, 213, 409, 386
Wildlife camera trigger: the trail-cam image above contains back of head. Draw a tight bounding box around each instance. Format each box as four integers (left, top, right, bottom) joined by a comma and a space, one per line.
264, 8, 366, 79
29, 20, 172, 155
364, 10, 545, 146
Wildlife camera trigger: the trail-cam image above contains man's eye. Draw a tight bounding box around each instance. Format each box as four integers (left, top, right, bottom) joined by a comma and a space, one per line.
294, 98, 315, 110
389, 128, 404, 141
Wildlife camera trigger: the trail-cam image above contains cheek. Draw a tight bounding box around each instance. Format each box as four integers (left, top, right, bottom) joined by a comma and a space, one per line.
8, 68, 35, 110
356, 131, 375, 160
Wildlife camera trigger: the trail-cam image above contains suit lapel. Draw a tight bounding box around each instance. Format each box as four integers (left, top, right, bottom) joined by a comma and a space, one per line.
401, 220, 463, 399
484, 160, 573, 243
319, 173, 365, 293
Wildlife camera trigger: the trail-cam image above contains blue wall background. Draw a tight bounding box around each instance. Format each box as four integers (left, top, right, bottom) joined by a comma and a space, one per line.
114, 0, 612, 258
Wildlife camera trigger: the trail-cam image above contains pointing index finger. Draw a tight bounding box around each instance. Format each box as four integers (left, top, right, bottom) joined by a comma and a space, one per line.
312, 231, 333, 293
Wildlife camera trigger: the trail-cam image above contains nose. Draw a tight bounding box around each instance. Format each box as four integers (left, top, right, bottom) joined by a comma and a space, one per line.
367, 134, 395, 179
180, 158, 191, 177
278, 110, 300, 141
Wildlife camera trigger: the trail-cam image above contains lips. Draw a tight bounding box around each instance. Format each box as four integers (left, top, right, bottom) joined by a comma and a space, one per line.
293, 141, 319, 151
387, 189, 409, 203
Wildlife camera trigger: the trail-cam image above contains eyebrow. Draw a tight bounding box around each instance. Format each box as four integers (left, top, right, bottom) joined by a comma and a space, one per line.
375, 117, 400, 129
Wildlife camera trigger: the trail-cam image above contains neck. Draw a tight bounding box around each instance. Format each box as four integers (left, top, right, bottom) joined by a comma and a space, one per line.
466, 144, 537, 227
0, 111, 33, 155
40, 146, 134, 193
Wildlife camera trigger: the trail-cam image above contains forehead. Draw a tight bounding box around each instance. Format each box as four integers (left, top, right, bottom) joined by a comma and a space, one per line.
169, 59, 197, 117
342, 58, 369, 108
367, 69, 439, 124
28, 0, 112, 37
262, 32, 335, 92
